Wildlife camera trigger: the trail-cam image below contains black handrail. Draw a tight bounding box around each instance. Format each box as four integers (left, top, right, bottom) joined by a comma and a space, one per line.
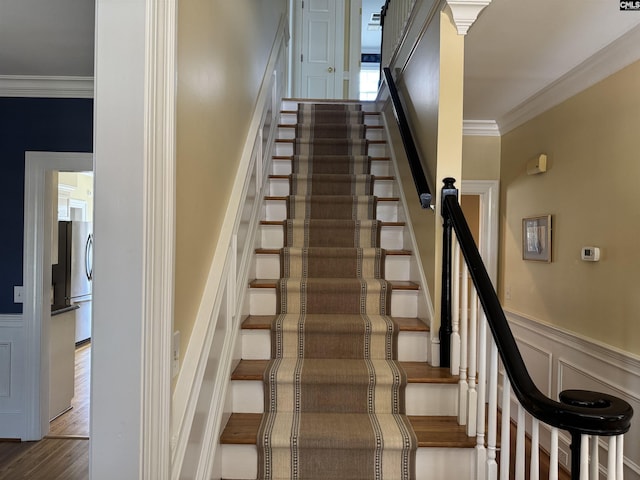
440, 177, 633, 479
381, 67, 432, 208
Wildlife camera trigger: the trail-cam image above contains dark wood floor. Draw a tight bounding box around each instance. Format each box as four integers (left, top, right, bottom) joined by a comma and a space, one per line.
0, 343, 90, 479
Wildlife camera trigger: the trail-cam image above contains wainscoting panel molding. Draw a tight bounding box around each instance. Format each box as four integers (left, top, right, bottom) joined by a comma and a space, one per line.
0, 314, 24, 437
507, 309, 640, 479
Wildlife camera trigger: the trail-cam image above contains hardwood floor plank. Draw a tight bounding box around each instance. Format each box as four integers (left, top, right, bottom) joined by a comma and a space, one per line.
0, 343, 90, 479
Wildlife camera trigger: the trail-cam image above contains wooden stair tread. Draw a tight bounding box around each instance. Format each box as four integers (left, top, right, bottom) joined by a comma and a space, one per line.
255, 248, 412, 255
250, 279, 420, 290
260, 220, 405, 226
268, 174, 395, 180
278, 123, 383, 129
221, 413, 474, 448
264, 195, 399, 201
275, 138, 386, 144
280, 109, 380, 115
232, 359, 457, 384
272, 154, 390, 161
242, 315, 429, 331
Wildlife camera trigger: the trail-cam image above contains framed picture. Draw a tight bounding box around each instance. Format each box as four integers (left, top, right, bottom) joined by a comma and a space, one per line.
522, 215, 552, 262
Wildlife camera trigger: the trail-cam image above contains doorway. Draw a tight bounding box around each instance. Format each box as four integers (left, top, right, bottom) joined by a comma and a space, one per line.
360, 0, 382, 100
23, 152, 93, 441
461, 180, 500, 286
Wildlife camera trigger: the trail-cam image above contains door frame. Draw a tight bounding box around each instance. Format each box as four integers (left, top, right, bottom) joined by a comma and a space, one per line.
23, 151, 93, 440
292, 0, 361, 99
461, 180, 499, 286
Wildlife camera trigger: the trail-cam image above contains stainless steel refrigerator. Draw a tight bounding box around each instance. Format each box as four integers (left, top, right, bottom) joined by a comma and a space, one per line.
70, 221, 93, 343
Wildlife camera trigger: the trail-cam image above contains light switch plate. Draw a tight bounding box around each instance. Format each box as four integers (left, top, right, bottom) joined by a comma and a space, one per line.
13, 286, 23, 304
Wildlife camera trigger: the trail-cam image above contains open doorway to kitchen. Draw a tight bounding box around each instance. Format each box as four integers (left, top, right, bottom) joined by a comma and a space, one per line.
49, 171, 94, 440
360, 0, 383, 100
22, 152, 93, 442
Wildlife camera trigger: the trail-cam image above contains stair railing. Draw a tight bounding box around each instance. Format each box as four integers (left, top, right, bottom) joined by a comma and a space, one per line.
381, 66, 431, 207
441, 177, 634, 479
381, 58, 633, 479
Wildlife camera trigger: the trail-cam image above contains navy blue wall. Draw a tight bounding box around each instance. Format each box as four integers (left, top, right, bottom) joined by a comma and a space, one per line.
0, 97, 93, 314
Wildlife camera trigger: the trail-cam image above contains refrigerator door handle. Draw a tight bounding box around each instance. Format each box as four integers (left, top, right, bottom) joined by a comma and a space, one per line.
85, 233, 94, 281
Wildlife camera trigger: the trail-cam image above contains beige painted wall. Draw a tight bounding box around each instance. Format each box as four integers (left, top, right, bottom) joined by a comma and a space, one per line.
175, 0, 287, 360
391, 7, 464, 333
500, 59, 640, 354
462, 135, 501, 181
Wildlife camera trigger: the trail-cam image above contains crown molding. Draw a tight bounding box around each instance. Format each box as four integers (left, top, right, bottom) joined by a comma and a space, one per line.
0, 75, 94, 98
446, 0, 492, 35
463, 119, 500, 136
498, 24, 640, 134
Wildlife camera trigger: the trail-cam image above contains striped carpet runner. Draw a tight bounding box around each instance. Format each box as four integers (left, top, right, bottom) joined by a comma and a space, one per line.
257, 103, 417, 479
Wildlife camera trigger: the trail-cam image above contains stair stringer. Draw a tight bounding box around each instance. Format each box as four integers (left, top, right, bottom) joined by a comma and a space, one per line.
170, 15, 289, 480
379, 110, 439, 366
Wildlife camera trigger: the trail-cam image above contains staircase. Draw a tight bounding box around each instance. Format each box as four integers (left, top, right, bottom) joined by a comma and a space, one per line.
219, 100, 475, 480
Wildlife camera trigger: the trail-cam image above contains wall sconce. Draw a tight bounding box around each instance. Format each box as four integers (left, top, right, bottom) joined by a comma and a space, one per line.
527, 153, 547, 175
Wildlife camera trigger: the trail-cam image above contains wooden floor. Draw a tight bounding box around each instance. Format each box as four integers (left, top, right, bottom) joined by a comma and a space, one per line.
0, 343, 90, 479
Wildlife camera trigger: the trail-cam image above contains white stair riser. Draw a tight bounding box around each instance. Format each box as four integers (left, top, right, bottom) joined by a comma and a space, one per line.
277, 127, 385, 141
220, 444, 474, 480
260, 224, 405, 250
272, 158, 391, 176
241, 329, 428, 362
264, 199, 398, 222
249, 287, 418, 318
231, 380, 457, 416
275, 141, 387, 157
255, 254, 411, 281
279, 112, 382, 126
268, 177, 395, 197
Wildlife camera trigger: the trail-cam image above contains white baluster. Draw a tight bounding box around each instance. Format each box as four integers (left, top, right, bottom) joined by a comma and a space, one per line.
458, 260, 469, 425
608, 436, 617, 480
589, 435, 599, 480
581, 434, 590, 480
487, 339, 499, 480
476, 313, 488, 480
515, 405, 525, 479
467, 289, 478, 437
616, 435, 624, 480
549, 428, 559, 480
530, 418, 539, 480
451, 240, 461, 375
499, 375, 511, 480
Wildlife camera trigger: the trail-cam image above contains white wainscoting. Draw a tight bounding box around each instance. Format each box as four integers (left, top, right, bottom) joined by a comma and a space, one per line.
0, 314, 25, 438
507, 309, 640, 479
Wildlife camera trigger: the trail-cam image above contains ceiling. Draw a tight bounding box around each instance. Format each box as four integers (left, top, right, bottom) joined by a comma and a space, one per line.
1, 0, 639, 133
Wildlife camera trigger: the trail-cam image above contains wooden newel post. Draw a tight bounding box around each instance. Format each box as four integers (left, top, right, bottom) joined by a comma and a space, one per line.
440, 177, 458, 368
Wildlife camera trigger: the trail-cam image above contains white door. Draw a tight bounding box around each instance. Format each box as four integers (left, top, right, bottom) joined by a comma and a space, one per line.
299, 0, 345, 99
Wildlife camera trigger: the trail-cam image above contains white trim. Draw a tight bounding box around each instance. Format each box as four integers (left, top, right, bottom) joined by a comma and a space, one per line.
460, 180, 499, 286
0, 315, 22, 328
0, 75, 94, 98
499, 24, 640, 134
348, 0, 362, 99
506, 308, 640, 372
463, 120, 500, 136
23, 152, 93, 441
141, 0, 177, 477
446, 0, 492, 35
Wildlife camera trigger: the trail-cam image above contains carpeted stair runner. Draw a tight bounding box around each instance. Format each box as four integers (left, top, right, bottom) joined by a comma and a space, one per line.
257, 103, 417, 479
